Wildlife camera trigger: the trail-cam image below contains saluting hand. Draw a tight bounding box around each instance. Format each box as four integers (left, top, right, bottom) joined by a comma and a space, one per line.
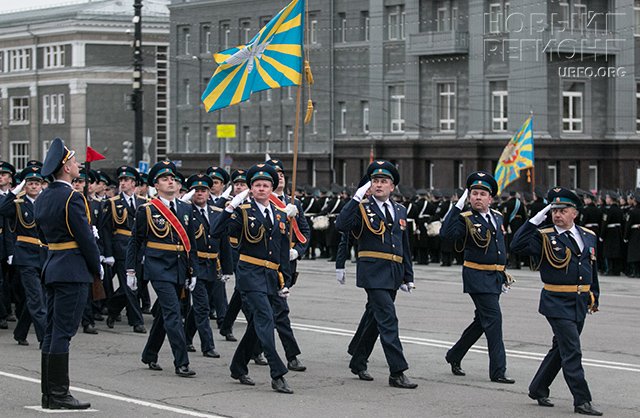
353, 181, 372, 202
11, 179, 26, 195
220, 185, 233, 200
226, 189, 250, 212
530, 203, 553, 225
180, 189, 195, 204
455, 188, 469, 210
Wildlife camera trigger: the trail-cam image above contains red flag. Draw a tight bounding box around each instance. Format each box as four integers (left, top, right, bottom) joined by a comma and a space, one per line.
369, 144, 374, 164
86, 146, 105, 162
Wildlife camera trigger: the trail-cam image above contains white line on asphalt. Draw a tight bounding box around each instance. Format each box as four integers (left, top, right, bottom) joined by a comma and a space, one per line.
278, 320, 640, 373
24, 406, 99, 413
0, 371, 225, 418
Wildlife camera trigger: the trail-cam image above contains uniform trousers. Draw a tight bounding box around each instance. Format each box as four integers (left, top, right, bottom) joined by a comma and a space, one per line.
229, 291, 287, 380
14, 266, 46, 342
348, 302, 378, 372
207, 279, 228, 329
42, 283, 89, 354
529, 317, 592, 406
271, 294, 301, 361
446, 293, 506, 380
107, 260, 143, 326
185, 279, 215, 353
141, 281, 189, 368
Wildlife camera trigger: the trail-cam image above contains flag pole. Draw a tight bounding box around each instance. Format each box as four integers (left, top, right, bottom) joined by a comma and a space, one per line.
529, 110, 535, 194
84, 128, 90, 198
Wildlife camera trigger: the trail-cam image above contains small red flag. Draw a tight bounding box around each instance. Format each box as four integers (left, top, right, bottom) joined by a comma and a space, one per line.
369, 144, 374, 164
86, 146, 106, 163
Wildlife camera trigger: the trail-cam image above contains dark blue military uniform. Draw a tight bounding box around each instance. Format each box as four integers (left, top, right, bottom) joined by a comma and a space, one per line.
0, 161, 17, 328
128, 164, 201, 373
440, 171, 511, 381
511, 188, 601, 409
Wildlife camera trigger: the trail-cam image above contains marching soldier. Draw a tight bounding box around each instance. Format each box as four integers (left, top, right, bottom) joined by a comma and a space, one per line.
501, 191, 527, 269
511, 187, 602, 416
0, 161, 17, 330
206, 166, 230, 205
129, 161, 200, 377
413, 189, 432, 265
211, 163, 294, 394
36, 137, 102, 409
440, 171, 514, 384
335, 160, 418, 389
0, 166, 47, 346
102, 166, 146, 333
624, 192, 640, 278
601, 191, 624, 276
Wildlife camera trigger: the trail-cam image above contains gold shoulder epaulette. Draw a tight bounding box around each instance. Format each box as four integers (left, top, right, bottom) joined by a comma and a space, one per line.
490, 208, 502, 216
361, 198, 369, 204
16, 190, 26, 198
136, 195, 150, 201
14, 199, 24, 204
140, 202, 151, 208
240, 204, 251, 209
579, 226, 596, 236
539, 227, 555, 234
109, 196, 120, 202
210, 206, 223, 212
461, 211, 473, 217
274, 206, 287, 213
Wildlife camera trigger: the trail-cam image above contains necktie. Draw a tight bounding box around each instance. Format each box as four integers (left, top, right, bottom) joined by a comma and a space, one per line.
485, 214, 495, 231
200, 208, 209, 228
384, 203, 393, 227
169, 201, 177, 216
264, 208, 273, 229
129, 197, 135, 210
565, 231, 581, 255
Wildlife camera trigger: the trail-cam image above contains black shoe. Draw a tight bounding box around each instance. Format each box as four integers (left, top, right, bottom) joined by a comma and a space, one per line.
6, 313, 16, 322
253, 353, 268, 366
15, 338, 29, 346
351, 369, 373, 381
142, 307, 152, 315
133, 325, 147, 334
491, 376, 515, 384
574, 402, 603, 416
186, 344, 196, 352
271, 376, 293, 394
175, 365, 196, 377
209, 313, 217, 320
83, 325, 98, 335
143, 360, 162, 371
224, 333, 237, 342
93, 313, 104, 321
231, 373, 255, 386
0, 319, 7, 329
48, 394, 91, 410
106, 316, 115, 329
528, 393, 554, 407
114, 314, 122, 322
203, 350, 220, 358
449, 361, 465, 376
101, 307, 108, 315
287, 358, 306, 372
47, 353, 91, 410
388, 373, 418, 389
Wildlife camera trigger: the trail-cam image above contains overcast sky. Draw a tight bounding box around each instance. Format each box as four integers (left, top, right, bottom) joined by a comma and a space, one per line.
0, 0, 94, 14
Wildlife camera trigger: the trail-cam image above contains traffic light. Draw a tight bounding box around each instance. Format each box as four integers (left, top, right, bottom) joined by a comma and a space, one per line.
123, 141, 134, 163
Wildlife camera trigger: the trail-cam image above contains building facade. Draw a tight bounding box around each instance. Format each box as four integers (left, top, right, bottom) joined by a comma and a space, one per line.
169, 0, 640, 191
0, 0, 170, 171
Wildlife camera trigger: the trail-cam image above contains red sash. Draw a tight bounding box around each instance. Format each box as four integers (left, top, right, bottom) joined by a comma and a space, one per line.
269, 194, 307, 244
149, 198, 191, 253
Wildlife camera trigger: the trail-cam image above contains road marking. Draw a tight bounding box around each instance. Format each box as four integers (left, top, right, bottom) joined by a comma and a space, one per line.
0, 371, 225, 418
24, 406, 99, 413
282, 321, 640, 373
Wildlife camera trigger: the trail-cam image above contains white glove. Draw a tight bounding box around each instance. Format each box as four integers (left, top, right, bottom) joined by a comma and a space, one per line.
336, 269, 346, 285
11, 179, 26, 195
92, 225, 100, 239
180, 188, 195, 203
220, 274, 233, 282
501, 283, 510, 294
7, 255, 13, 265
353, 181, 371, 202
99, 265, 105, 281
400, 282, 415, 293
414, 228, 421, 235
455, 189, 469, 210
148, 186, 157, 197
289, 248, 299, 261
100, 255, 105, 263
278, 286, 290, 299
104, 256, 115, 267
226, 189, 250, 212
530, 203, 552, 225
221, 185, 233, 200
187, 276, 197, 292
126, 272, 137, 291
284, 203, 299, 218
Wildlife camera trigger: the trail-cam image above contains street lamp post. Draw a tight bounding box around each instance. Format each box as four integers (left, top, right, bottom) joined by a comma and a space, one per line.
132, 0, 143, 165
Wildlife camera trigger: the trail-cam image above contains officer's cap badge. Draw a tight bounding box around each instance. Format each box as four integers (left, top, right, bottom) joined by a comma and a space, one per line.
477, 172, 485, 177
553, 188, 561, 192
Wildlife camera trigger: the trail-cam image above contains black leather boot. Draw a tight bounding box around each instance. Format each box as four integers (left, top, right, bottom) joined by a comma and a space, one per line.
41, 352, 49, 409
47, 353, 91, 410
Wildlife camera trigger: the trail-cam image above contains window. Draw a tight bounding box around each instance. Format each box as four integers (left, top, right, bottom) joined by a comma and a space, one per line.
42, 140, 51, 158
637, 82, 640, 132
562, 83, 584, 133
588, 164, 598, 191
183, 127, 191, 152
310, 17, 318, 44
10, 97, 29, 124
182, 27, 191, 55
43, 94, 65, 124
243, 126, 251, 153
635, 1, 640, 36
428, 162, 435, 189
437, 4, 449, 32
312, 108, 318, 134
568, 163, 578, 189
362, 101, 370, 133
489, 3, 502, 33
183, 79, 190, 105
43, 95, 50, 124
388, 6, 405, 40
389, 86, 405, 133
220, 21, 231, 49
265, 89, 272, 102
339, 102, 347, 134
9, 48, 32, 72
338, 13, 347, 43
438, 82, 456, 132
201, 25, 211, 53
573, 0, 586, 31
491, 81, 508, 132
240, 19, 252, 44
547, 163, 558, 187
286, 125, 293, 152
264, 125, 271, 141
44, 45, 65, 69
10, 141, 30, 170
204, 126, 212, 153
361, 11, 370, 41
452, 7, 459, 31
286, 86, 294, 100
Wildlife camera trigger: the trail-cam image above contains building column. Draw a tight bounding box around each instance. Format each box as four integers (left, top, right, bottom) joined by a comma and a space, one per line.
368, 0, 385, 137
404, 0, 420, 140
465, 0, 486, 137
69, 80, 87, 160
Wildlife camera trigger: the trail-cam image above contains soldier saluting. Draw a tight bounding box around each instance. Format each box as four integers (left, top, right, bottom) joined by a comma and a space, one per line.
35, 138, 102, 410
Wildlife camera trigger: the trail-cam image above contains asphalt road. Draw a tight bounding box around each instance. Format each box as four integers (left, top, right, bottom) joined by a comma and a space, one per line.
1, 260, 639, 417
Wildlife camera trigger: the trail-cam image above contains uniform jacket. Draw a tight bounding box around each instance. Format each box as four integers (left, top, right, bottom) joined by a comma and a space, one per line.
126, 198, 200, 285
335, 198, 413, 290
190, 202, 233, 281
440, 206, 508, 294
34, 181, 101, 284
0, 190, 15, 260
103, 192, 148, 260
511, 221, 600, 322
211, 200, 292, 294
601, 203, 624, 258
277, 194, 311, 256
0, 192, 47, 268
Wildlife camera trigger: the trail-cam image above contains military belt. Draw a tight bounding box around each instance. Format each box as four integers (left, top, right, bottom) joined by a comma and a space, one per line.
584, 223, 599, 228
115, 228, 132, 237
463, 261, 506, 271
16, 235, 45, 247
147, 242, 185, 252
239, 254, 279, 271
607, 223, 621, 228
358, 251, 403, 263
197, 251, 218, 259
631, 224, 640, 229
229, 237, 239, 245
48, 241, 79, 251
544, 284, 591, 294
